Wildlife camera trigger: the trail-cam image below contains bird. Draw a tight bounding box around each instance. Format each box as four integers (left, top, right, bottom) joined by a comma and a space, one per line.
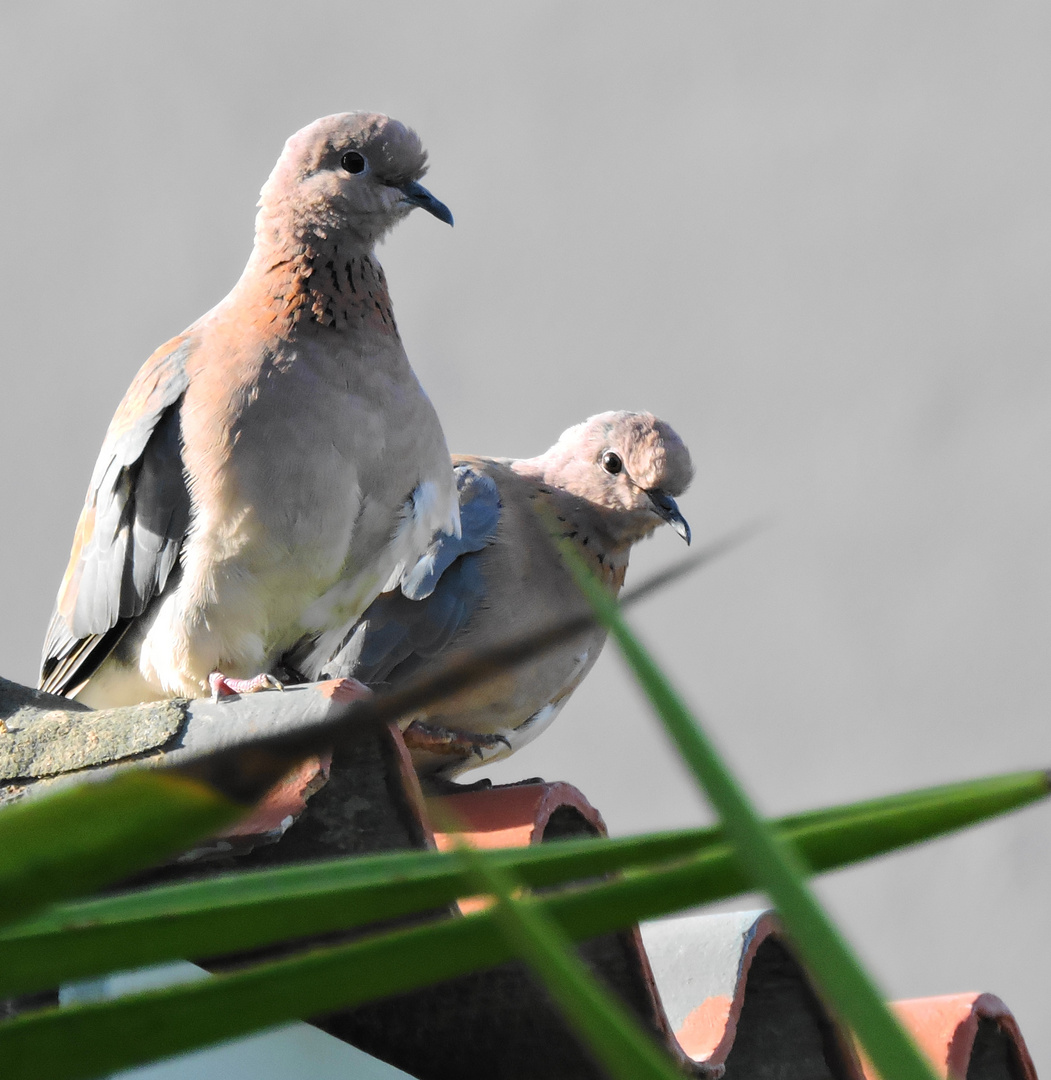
40, 112, 460, 708
324, 411, 694, 782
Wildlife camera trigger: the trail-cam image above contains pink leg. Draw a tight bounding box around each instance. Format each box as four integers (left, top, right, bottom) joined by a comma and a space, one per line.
209, 671, 283, 702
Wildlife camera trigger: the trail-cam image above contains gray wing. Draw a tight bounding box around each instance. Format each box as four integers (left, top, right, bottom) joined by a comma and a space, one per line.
323, 463, 501, 685
40, 337, 194, 696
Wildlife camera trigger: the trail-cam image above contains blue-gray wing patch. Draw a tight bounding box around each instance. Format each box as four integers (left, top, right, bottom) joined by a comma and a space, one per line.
399, 464, 501, 600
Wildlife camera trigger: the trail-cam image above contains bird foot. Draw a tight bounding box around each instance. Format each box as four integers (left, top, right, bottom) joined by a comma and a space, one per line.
403, 720, 511, 760
209, 671, 283, 702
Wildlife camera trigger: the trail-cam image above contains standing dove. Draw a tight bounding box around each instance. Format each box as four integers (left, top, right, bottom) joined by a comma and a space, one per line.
40, 112, 459, 708
325, 411, 693, 781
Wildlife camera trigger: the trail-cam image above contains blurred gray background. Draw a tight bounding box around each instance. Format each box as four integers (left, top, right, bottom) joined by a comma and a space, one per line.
2, 1, 1049, 1069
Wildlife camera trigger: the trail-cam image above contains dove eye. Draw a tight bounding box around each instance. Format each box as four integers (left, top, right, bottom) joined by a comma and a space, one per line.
601, 451, 623, 475
341, 151, 366, 174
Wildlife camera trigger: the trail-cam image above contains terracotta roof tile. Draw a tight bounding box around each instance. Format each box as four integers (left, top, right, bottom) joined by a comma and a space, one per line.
857, 993, 1038, 1080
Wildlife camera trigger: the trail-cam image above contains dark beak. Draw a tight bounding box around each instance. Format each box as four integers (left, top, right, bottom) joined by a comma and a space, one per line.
647, 490, 691, 545
398, 179, 454, 226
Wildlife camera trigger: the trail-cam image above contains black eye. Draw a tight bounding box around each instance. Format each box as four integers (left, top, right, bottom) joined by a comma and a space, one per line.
341, 151, 366, 174
601, 451, 623, 475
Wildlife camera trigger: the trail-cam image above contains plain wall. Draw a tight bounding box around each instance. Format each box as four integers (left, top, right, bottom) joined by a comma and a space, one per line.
2, 2, 1049, 1070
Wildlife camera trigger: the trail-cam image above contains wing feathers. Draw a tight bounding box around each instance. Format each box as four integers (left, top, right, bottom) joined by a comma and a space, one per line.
400, 464, 500, 600
39, 337, 194, 696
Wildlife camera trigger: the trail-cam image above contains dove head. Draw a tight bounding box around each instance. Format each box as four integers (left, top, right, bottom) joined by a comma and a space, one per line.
526, 411, 695, 545
256, 112, 452, 250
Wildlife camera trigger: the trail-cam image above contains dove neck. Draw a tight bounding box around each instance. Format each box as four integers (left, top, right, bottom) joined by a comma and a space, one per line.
551, 501, 634, 592
242, 227, 399, 335
513, 465, 638, 586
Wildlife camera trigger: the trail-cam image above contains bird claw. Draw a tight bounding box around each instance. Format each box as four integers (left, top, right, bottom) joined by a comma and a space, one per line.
403, 720, 512, 760
209, 671, 283, 702
473, 733, 512, 758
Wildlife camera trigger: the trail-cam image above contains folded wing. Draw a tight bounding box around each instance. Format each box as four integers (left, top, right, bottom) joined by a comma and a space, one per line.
39, 337, 194, 696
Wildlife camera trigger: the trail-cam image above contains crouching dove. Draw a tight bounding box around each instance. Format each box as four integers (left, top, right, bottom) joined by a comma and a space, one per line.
40, 112, 459, 707
324, 411, 693, 781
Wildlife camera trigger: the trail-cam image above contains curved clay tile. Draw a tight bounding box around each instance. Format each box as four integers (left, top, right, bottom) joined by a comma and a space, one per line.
857, 993, 1038, 1080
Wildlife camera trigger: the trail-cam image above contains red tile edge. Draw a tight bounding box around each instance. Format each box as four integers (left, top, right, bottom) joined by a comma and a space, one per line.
192, 683, 418, 859
217, 752, 332, 840
425, 783, 607, 915
675, 995, 734, 1061
385, 721, 440, 852
214, 678, 373, 844
855, 993, 1039, 1080
428, 781, 608, 850
669, 911, 790, 1068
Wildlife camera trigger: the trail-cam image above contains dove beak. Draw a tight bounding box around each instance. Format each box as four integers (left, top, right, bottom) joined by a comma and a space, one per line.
647, 490, 691, 545
398, 180, 454, 226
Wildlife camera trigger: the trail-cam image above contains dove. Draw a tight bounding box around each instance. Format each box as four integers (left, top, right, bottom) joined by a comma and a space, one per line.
40, 112, 459, 708
325, 411, 693, 781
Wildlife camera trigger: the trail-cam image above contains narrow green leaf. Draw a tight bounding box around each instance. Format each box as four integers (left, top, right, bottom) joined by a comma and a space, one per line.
0, 771, 241, 928
0, 854, 745, 1080
0, 827, 701, 998
559, 538, 943, 1080
1, 766, 1047, 1079
0, 768, 1043, 998
0, 912, 504, 1079
775, 769, 1051, 870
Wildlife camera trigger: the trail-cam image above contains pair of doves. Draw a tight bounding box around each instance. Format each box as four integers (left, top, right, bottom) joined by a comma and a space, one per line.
38, 113, 693, 783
